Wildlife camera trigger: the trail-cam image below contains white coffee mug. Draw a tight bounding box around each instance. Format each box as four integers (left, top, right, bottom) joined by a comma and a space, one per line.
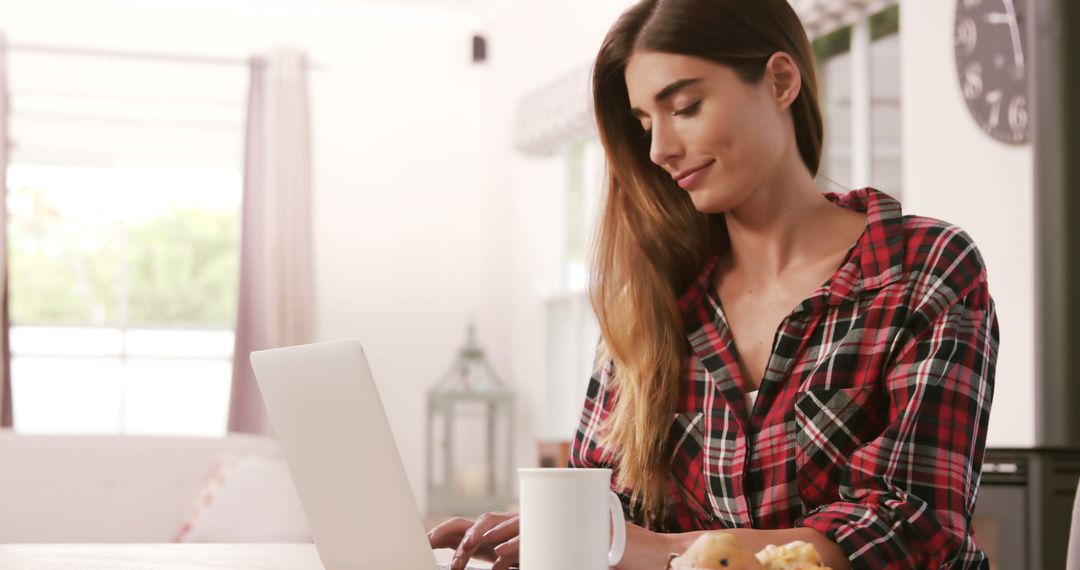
518, 468, 626, 569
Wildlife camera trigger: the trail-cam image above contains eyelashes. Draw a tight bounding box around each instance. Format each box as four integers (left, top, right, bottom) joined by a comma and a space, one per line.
638, 100, 703, 140
673, 100, 702, 117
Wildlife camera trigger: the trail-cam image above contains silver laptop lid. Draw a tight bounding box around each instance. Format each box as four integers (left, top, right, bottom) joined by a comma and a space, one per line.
251, 339, 437, 570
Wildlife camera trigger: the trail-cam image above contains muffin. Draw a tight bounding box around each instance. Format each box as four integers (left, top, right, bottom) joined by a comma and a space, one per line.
667, 533, 764, 570
665, 534, 832, 570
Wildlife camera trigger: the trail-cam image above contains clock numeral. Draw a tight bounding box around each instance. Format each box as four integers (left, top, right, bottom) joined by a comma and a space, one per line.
986, 89, 1004, 129
1009, 95, 1029, 133
957, 18, 978, 53
964, 63, 984, 99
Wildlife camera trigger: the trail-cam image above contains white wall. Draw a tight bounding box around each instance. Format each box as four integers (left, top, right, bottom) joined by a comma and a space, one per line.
900, 0, 1035, 446
0, 0, 488, 509
473, 0, 635, 476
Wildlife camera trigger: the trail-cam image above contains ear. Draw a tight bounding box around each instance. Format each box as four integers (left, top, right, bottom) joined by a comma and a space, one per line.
765, 51, 802, 110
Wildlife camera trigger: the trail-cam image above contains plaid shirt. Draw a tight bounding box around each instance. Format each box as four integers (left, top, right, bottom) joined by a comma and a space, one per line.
570, 189, 998, 569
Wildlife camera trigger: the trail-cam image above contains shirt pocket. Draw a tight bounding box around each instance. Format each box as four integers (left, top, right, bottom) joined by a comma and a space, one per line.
667, 412, 715, 526
793, 387, 876, 506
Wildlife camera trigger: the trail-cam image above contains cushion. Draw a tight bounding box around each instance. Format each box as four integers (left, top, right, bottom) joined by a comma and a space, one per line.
0, 430, 283, 543
175, 452, 311, 543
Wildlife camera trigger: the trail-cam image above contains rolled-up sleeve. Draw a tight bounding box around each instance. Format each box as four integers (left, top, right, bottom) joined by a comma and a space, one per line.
799, 273, 998, 568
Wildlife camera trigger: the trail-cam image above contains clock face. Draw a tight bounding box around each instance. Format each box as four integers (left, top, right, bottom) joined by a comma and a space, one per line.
954, 0, 1031, 144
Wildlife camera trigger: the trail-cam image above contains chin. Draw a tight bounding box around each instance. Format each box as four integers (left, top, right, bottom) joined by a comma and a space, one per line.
686, 184, 746, 214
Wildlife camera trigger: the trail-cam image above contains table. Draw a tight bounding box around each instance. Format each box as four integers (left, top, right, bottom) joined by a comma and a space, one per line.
0, 544, 492, 569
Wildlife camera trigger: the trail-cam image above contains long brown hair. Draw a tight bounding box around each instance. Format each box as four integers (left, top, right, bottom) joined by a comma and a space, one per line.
589, 0, 824, 516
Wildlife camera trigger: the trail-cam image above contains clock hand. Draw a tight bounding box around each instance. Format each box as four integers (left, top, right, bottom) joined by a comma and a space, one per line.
983, 12, 1014, 24
1002, 0, 1026, 73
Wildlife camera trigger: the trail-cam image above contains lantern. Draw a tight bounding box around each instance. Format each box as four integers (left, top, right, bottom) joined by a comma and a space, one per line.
426, 323, 515, 517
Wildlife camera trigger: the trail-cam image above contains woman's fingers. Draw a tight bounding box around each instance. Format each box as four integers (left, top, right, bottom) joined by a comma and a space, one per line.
480, 516, 519, 544
451, 512, 514, 569
427, 517, 473, 550
491, 535, 520, 570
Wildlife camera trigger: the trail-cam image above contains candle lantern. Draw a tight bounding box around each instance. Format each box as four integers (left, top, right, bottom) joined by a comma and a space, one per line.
426, 323, 515, 517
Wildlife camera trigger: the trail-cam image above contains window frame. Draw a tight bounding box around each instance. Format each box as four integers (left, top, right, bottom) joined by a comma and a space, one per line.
813, 4, 902, 197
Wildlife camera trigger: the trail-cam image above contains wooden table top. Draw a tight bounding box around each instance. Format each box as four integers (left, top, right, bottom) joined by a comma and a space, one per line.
0, 544, 491, 569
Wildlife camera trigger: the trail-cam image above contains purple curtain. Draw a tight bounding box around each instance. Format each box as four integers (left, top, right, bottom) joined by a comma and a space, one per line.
0, 35, 12, 429
228, 51, 315, 434
228, 59, 268, 434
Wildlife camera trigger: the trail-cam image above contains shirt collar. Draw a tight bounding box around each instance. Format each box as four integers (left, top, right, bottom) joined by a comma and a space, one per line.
677, 188, 906, 321
825, 188, 905, 303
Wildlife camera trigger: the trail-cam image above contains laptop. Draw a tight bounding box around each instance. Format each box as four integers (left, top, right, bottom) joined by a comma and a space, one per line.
250, 339, 489, 570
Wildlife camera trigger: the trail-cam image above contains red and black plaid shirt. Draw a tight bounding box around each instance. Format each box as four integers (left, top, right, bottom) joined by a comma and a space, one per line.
570, 189, 998, 569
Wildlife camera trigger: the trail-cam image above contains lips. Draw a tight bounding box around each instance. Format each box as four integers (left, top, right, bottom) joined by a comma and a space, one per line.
674, 161, 714, 190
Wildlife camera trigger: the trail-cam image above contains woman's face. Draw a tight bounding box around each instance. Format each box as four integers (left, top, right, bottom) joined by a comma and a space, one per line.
624, 50, 797, 214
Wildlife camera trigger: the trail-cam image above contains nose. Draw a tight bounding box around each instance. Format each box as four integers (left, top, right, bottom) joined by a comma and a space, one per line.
647, 120, 685, 169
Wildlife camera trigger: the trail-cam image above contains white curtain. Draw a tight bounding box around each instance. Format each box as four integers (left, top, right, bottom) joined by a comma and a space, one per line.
229, 49, 315, 434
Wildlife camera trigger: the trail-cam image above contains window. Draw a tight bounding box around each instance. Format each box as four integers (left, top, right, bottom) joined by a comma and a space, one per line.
542, 138, 604, 441
562, 139, 604, 292
815, 5, 902, 200
6, 49, 246, 435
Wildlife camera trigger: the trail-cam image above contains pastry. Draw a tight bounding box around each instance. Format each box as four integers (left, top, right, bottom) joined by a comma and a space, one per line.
666, 534, 832, 570
667, 533, 764, 569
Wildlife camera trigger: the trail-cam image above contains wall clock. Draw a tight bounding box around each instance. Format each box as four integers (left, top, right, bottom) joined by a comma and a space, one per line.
954, 0, 1031, 144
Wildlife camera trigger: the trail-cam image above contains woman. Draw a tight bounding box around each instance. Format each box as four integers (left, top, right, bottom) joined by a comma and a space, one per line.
429, 0, 998, 568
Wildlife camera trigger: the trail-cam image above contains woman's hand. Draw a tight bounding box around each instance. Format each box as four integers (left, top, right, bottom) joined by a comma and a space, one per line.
614, 522, 681, 570
428, 514, 683, 570
427, 512, 520, 570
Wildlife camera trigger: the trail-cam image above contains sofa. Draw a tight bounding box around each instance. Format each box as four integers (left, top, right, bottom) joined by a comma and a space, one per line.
0, 429, 310, 544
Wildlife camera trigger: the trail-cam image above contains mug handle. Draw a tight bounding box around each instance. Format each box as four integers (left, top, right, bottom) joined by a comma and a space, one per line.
607, 490, 626, 566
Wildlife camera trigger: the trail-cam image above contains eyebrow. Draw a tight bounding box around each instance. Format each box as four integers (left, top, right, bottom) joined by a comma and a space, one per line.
630, 77, 703, 118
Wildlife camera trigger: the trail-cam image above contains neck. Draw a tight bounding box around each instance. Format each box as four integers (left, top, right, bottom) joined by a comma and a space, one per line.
722, 160, 837, 282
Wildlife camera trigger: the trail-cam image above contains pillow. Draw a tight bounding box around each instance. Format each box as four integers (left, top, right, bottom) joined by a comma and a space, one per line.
175, 452, 311, 543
